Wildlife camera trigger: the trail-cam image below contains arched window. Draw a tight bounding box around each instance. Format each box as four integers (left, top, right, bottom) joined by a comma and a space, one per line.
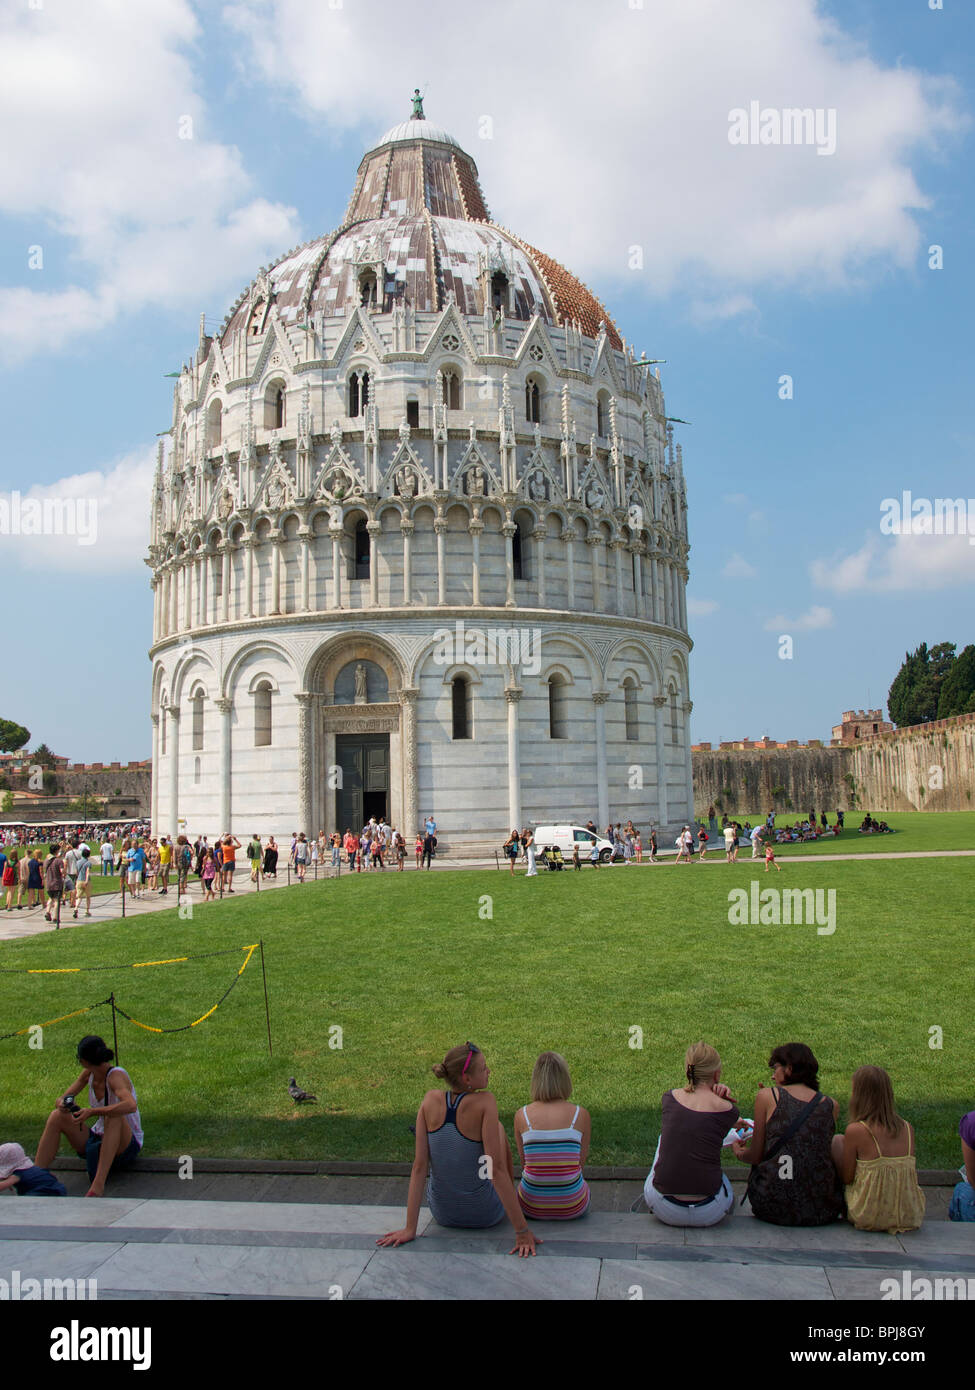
451, 677, 472, 740
624, 679, 639, 742
442, 369, 461, 411
596, 390, 610, 437
206, 399, 222, 449
264, 383, 285, 430
354, 519, 370, 579
512, 522, 525, 581
548, 676, 568, 740
525, 377, 541, 424
191, 690, 204, 751
406, 398, 420, 428
491, 272, 508, 311
194, 756, 202, 785
670, 689, 679, 745
348, 370, 370, 418
254, 682, 272, 748
359, 270, 378, 307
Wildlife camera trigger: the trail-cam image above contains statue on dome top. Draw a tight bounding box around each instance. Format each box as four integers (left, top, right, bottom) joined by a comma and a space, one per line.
411, 89, 425, 120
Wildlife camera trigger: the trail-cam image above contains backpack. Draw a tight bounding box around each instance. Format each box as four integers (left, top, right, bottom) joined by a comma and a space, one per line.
246, 842, 256, 859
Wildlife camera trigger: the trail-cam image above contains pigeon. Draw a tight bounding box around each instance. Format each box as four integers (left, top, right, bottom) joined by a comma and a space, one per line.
288, 1078, 317, 1103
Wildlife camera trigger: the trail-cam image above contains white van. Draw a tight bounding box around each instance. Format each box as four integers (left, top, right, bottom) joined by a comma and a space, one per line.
531, 825, 614, 863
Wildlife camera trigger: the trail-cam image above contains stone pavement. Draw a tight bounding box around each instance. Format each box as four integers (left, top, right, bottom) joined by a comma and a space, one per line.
0, 1174, 969, 1301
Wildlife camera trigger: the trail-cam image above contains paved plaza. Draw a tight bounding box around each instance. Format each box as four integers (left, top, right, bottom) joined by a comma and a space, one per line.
0, 1171, 968, 1300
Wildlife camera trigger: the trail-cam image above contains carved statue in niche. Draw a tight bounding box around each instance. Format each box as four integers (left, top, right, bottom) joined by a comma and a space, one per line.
468, 464, 485, 496
586, 480, 605, 511
396, 467, 416, 498
217, 488, 234, 521
354, 663, 368, 704
529, 468, 547, 501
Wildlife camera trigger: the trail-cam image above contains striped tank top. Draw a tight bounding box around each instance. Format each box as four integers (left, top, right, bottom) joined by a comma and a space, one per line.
425, 1092, 505, 1229
517, 1105, 591, 1220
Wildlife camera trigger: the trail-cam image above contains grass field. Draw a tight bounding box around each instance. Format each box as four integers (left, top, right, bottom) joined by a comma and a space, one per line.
0, 848, 971, 1172
698, 809, 975, 857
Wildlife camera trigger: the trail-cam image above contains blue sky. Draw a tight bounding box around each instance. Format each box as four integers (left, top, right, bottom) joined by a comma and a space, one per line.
0, 0, 971, 761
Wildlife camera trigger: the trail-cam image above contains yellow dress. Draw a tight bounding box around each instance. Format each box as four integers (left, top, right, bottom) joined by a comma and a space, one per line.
845, 1123, 925, 1233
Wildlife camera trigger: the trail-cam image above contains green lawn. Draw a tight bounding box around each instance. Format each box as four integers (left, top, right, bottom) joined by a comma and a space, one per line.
697, 809, 975, 857
0, 854, 970, 1170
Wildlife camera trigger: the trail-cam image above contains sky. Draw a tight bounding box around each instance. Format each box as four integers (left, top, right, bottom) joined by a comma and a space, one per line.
0, 0, 972, 761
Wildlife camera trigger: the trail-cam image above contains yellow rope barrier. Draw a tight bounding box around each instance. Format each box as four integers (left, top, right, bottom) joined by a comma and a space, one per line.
112, 945, 260, 1034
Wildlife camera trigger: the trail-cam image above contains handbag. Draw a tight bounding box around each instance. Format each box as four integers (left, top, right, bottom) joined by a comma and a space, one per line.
741, 1091, 824, 1205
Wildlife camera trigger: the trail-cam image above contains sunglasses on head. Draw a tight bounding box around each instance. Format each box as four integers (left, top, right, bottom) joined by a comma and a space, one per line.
461, 1042, 481, 1075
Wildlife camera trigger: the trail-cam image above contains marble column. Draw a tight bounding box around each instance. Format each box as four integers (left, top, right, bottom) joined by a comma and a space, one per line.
244, 537, 256, 618
435, 517, 448, 606
150, 579, 159, 645
468, 518, 482, 605
678, 568, 688, 632
299, 528, 312, 612
534, 526, 547, 608
400, 686, 419, 836
296, 692, 315, 836
216, 697, 233, 834
593, 690, 609, 829
221, 543, 231, 623
682, 699, 694, 824
270, 531, 282, 615
401, 520, 414, 605
183, 557, 192, 630
653, 695, 669, 828
588, 537, 603, 612
150, 713, 160, 830
330, 529, 344, 609
564, 529, 576, 609
503, 522, 516, 607
167, 706, 180, 841
368, 521, 382, 607
612, 540, 625, 615
650, 554, 661, 624
168, 565, 178, 634
670, 565, 679, 630
632, 547, 644, 618
505, 684, 523, 829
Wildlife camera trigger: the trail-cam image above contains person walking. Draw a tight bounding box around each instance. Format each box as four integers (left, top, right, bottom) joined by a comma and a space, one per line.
247, 833, 263, 883
294, 833, 308, 882
43, 845, 65, 922
263, 836, 278, 879
503, 830, 520, 876
649, 828, 658, 863
750, 824, 764, 860
422, 827, 436, 870
100, 836, 114, 877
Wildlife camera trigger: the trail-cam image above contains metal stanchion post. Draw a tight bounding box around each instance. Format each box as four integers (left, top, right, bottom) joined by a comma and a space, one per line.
121, 873, 126, 919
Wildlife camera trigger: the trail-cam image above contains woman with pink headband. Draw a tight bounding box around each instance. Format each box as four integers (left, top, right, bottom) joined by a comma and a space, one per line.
378, 1042, 540, 1256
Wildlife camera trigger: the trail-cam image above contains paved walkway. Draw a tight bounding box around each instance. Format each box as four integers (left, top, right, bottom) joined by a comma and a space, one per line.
0, 1176, 969, 1300
3, 848, 972, 946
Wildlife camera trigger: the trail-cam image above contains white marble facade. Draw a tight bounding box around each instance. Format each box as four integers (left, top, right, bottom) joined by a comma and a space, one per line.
148, 116, 693, 852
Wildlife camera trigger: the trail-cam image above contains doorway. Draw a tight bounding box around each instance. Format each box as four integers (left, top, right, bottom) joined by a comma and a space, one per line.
335, 734, 390, 831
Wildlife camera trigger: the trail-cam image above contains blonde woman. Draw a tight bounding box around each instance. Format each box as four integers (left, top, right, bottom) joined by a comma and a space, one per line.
644, 1041, 738, 1227
514, 1052, 590, 1220
834, 1066, 925, 1233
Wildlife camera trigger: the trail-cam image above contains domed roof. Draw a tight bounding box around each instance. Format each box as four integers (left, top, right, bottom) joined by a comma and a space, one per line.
220, 106, 621, 349
374, 118, 462, 149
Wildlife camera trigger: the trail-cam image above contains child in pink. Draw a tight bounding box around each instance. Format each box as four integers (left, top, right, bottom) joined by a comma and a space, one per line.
764, 843, 780, 873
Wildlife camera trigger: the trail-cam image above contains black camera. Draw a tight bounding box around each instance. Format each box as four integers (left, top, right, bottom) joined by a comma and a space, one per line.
61, 1096, 80, 1113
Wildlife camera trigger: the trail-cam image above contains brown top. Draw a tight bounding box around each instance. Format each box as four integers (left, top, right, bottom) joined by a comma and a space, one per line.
652, 1091, 738, 1197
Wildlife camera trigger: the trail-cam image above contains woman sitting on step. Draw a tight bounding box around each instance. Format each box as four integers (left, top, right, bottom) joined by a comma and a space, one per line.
644, 1041, 738, 1227
834, 1066, 925, 1234
732, 1042, 844, 1226
378, 1042, 540, 1256
515, 1052, 590, 1220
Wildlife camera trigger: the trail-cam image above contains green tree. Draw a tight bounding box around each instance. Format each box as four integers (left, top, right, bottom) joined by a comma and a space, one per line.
64, 795, 106, 818
0, 719, 30, 753
937, 644, 975, 719
1, 790, 13, 814
32, 743, 56, 768
888, 644, 929, 727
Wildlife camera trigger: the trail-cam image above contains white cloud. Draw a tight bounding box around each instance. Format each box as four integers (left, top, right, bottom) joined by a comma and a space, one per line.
763, 605, 834, 632
0, 0, 301, 364
0, 446, 155, 574
722, 553, 758, 579
811, 532, 975, 592
687, 597, 719, 617
223, 0, 964, 309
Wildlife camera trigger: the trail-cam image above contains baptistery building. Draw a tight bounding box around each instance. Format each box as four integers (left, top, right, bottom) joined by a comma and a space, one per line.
148, 103, 693, 853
